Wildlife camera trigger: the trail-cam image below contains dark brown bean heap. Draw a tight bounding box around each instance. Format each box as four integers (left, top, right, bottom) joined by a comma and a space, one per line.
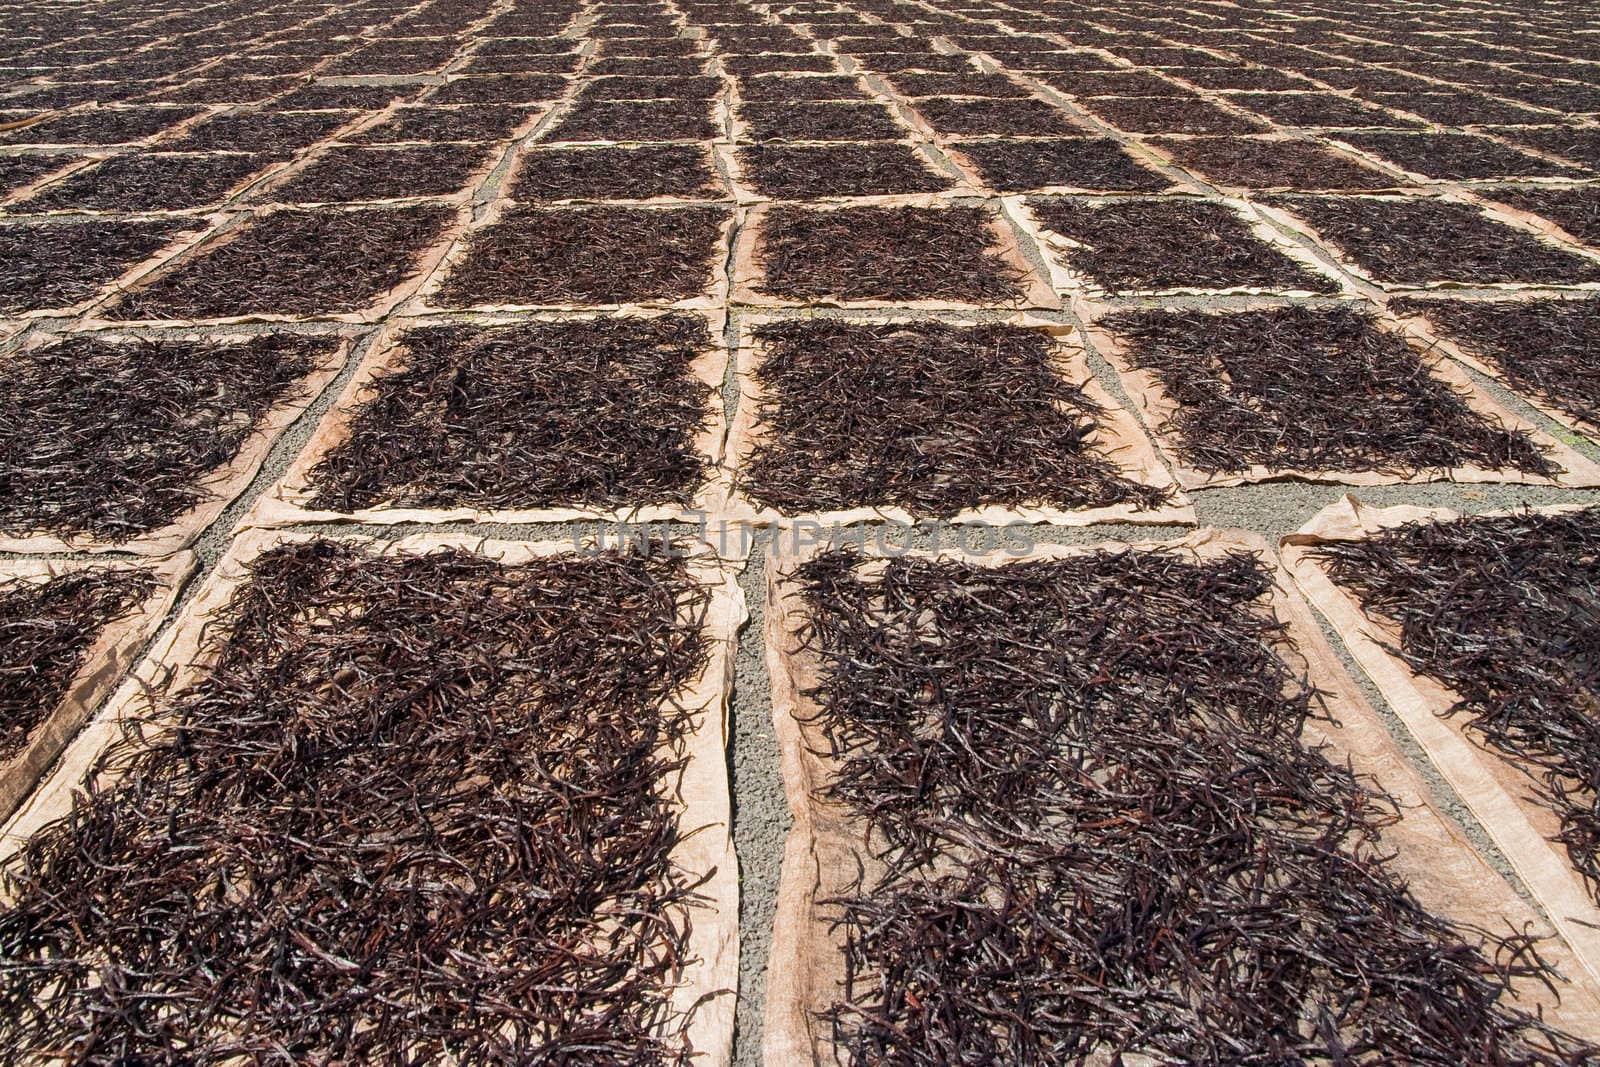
1031, 197, 1337, 293
738, 74, 865, 101
1490, 186, 1600, 246
351, 104, 536, 143
19, 152, 267, 212
510, 145, 722, 200
308, 315, 714, 512
0, 107, 203, 146
791, 546, 1592, 1065
738, 100, 905, 141
262, 144, 492, 203
1174, 66, 1312, 90
0, 568, 155, 760
0, 218, 197, 313
1228, 91, 1413, 129
465, 51, 582, 74
274, 82, 416, 110
1396, 296, 1600, 432
953, 137, 1169, 192
157, 110, 360, 158
738, 143, 951, 199
889, 72, 1029, 98
0, 539, 712, 1063
590, 56, 710, 76
1269, 196, 1600, 287
0, 334, 328, 541
144, 75, 299, 105
437, 205, 727, 306
740, 319, 1168, 516
857, 53, 975, 75
0, 154, 74, 197
1372, 92, 1546, 126
753, 205, 1023, 303
1337, 132, 1583, 180
1149, 136, 1393, 190
1505, 127, 1600, 170
1312, 508, 1600, 897
1103, 305, 1556, 477
1080, 94, 1267, 134
1042, 69, 1187, 96
110, 205, 454, 319
428, 73, 569, 104
549, 98, 719, 141
910, 96, 1084, 135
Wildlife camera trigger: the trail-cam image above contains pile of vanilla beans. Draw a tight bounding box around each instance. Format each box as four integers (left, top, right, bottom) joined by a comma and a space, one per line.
1315, 507, 1600, 900
793, 546, 1590, 1064
741, 318, 1168, 517
0, 567, 154, 761
1, 334, 326, 542
0, 539, 713, 1063
309, 315, 714, 512
1105, 304, 1557, 478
